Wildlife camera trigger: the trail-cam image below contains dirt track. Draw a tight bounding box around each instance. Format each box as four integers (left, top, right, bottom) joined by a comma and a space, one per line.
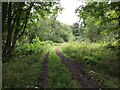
56, 48, 101, 88
36, 51, 50, 88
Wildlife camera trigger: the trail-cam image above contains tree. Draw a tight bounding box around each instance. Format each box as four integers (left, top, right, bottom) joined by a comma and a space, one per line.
2, 2, 61, 57
76, 2, 120, 43
28, 17, 73, 43
72, 22, 80, 36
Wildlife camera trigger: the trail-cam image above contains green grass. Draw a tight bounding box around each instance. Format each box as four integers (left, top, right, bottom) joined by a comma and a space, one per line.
60, 42, 119, 88
2, 41, 58, 88
47, 49, 80, 88
3, 53, 42, 88
3, 41, 119, 88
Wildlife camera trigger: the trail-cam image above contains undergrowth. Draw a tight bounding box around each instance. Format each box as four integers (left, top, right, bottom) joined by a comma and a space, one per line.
2, 40, 58, 88
48, 49, 80, 88
60, 42, 119, 88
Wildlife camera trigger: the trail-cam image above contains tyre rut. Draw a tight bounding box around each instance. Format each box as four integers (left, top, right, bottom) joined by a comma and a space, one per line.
56, 48, 101, 88
36, 51, 50, 88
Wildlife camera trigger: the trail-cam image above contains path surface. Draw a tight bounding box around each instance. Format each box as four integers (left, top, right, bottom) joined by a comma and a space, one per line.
56, 48, 101, 88
36, 51, 50, 88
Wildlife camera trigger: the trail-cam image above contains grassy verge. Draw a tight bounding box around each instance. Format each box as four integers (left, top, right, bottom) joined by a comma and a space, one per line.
47, 48, 80, 88
60, 42, 119, 88
3, 53, 42, 88
2, 41, 58, 88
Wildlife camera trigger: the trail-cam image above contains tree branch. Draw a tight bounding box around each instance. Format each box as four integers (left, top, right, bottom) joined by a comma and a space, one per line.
18, 2, 34, 39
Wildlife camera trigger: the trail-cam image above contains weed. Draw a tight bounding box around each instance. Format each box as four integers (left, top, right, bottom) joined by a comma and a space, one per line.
48, 50, 80, 88
60, 42, 119, 88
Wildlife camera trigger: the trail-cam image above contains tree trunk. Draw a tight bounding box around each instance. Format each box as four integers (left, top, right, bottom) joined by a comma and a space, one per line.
2, 2, 8, 32
3, 2, 34, 57
118, 15, 120, 84
7, 8, 21, 56
18, 2, 34, 38
7, 31, 18, 56
3, 2, 12, 57
7, 3, 34, 56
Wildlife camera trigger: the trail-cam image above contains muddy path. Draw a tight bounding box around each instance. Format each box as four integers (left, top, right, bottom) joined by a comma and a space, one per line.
56, 48, 101, 88
36, 51, 50, 88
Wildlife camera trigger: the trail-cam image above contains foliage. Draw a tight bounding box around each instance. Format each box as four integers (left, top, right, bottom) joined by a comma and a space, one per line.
60, 42, 119, 88
15, 37, 41, 55
48, 49, 80, 88
75, 2, 120, 43
2, 40, 59, 88
2, 2, 61, 57
2, 1, 120, 88
3, 52, 42, 88
27, 17, 74, 43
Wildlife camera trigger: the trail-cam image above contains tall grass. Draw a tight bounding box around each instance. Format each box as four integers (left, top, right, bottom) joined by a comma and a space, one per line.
3, 54, 42, 88
47, 49, 80, 88
60, 42, 119, 88
3, 41, 58, 88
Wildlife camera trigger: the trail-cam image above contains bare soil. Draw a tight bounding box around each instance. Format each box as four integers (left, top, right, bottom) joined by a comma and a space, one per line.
56, 48, 101, 88
36, 51, 50, 88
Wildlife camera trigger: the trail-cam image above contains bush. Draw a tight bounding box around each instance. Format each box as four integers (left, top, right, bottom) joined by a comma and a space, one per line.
15, 37, 41, 55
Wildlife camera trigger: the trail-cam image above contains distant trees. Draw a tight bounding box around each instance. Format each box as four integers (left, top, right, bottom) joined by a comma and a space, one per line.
28, 17, 73, 43
72, 23, 80, 37
2, 2, 61, 57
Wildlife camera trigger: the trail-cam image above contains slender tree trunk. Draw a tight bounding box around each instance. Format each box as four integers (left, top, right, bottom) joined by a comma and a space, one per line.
118, 15, 120, 84
18, 2, 34, 38
3, 2, 12, 57
7, 9, 21, 55
7, 3, 34, 55
2, 2, 8, 32
3, 2, 34, 57
7, 31, 18, 56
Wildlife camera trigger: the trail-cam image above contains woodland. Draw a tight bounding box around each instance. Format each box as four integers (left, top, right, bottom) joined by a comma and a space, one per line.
2, 1, 120, 88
